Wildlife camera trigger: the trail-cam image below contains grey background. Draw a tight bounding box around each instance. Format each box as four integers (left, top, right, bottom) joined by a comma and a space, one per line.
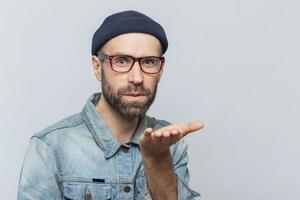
1, 0, 299, 199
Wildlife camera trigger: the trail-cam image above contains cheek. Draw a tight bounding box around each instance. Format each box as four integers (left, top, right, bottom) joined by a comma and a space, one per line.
103, 68, 127, 88
109, 76, 129, 91
144, 77, 159, 90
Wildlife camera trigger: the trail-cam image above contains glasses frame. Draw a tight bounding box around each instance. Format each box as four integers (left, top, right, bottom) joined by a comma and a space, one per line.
98, 52, 165, 74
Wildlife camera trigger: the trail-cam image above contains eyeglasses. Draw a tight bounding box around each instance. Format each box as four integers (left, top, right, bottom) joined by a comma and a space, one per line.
98, 52, 165, 74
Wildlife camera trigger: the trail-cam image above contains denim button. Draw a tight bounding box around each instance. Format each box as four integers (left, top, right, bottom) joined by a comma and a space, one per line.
120, 146, 129, 153
123, 186, 131, 193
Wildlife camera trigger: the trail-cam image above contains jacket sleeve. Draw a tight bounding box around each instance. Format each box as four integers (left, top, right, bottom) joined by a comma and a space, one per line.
173, 139, 201, 200
17, 136, 62, 200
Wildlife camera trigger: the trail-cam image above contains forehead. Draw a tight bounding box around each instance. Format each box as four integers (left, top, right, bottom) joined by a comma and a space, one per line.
101, 33, 162, 57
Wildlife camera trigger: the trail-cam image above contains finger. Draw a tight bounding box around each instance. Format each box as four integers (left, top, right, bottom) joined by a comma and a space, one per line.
170, 128, 180, 136
161, 130, 172, 145
141, 128, 153, 142
152, 130, 162, 143
171, 128, 182, 144
162, 130, 171, 138
152, 130, 162, 138
170, 128, 181, 144
178, 121, 204, 136
144, 128, 153, 138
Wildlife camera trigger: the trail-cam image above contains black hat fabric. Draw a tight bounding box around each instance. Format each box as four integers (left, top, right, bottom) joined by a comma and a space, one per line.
91, 10, 168, 55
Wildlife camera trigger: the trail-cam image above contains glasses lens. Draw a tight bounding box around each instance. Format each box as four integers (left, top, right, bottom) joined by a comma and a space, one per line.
111, 55, 133, 72
141, 57, 162, 73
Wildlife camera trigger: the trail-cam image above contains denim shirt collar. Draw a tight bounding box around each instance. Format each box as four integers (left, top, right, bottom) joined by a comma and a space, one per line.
81, 93, 147, 158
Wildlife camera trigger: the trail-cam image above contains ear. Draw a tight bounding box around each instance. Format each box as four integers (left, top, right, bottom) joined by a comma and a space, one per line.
92, 55, 102, 81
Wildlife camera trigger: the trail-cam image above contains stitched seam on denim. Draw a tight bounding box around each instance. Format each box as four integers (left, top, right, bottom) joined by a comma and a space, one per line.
61, 177, 94, 183
34, 120, 85, 138
173, 141, 188, 170
61, 177, 134, 184
176, 174, 201, 198
31, 136, 63, 177
80, 110, 106, 152
136, 170, 146, 178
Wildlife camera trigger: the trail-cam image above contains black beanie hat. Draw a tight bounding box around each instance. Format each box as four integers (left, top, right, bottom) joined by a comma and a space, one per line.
91, 10, 168, 55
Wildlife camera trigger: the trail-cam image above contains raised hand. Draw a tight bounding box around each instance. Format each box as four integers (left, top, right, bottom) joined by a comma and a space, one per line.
139, 121, 204, 157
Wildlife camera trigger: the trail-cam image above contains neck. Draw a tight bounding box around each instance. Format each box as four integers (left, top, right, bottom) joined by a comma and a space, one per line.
95, 94, 140, 144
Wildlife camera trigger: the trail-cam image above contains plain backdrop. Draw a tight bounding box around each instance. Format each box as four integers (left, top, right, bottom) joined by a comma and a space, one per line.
1, 0, 300, 199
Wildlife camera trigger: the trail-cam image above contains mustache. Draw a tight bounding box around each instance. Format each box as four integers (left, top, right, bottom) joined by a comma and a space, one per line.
117, 84, 152, 96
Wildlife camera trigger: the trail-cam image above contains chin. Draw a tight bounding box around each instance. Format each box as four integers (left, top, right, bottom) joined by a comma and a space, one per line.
120, 105, 149, 119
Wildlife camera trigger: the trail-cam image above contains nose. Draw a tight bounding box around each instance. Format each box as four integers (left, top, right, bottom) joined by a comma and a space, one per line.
128, 61, 143, 85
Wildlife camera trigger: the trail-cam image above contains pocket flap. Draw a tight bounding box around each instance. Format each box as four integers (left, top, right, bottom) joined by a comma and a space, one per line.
63, 181, 111, 200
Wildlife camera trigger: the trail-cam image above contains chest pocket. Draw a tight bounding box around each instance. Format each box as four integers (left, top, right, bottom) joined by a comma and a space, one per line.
63, 181, 111, 200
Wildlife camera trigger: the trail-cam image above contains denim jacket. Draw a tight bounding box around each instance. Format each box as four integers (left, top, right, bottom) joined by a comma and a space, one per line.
18, 93, 200, 200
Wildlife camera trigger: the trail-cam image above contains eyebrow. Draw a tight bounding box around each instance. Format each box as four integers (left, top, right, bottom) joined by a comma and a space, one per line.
110, 51, 160, 57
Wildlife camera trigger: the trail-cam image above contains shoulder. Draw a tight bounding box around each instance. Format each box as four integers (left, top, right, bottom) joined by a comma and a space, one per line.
32, 113, 85, 140
146, 116, 172, 130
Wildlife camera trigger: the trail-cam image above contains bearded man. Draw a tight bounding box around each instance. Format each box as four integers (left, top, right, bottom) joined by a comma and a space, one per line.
18, 10, 204, 200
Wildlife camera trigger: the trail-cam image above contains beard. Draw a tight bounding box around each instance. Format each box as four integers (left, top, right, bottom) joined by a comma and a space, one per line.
101, 70, 158, 119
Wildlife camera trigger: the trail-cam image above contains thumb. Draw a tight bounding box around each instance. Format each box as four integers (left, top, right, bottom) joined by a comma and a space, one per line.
179, 121, 204, 136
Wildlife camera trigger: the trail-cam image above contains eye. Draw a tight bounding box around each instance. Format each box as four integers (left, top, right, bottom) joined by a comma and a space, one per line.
114, 56, 131, 65
142, 57, 159, 66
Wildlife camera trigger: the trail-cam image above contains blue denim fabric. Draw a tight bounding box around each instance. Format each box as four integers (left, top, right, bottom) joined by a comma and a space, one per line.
18, 93, 200, 200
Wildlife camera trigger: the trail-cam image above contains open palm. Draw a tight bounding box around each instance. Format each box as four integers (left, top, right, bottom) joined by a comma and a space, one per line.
139, 121, 204, 157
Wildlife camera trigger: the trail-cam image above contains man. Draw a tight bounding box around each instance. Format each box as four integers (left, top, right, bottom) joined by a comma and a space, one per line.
18, 10, 204, 200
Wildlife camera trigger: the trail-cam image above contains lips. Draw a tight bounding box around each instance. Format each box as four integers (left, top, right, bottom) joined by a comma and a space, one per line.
125, 93, 145, 97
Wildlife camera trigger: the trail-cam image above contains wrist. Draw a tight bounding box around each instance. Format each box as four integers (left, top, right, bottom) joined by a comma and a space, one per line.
141, 149, 172, 161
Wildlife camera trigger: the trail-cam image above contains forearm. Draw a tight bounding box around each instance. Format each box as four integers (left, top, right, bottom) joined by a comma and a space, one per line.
142, 150, 177, 200
139, 122, 203, 199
